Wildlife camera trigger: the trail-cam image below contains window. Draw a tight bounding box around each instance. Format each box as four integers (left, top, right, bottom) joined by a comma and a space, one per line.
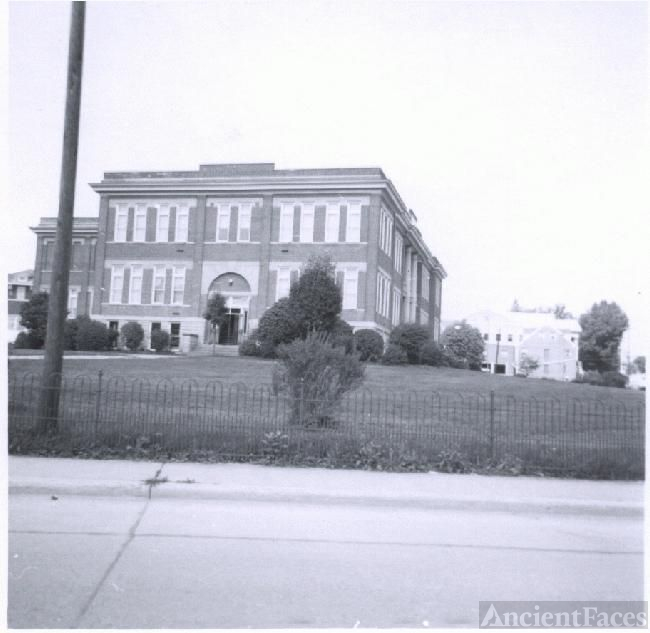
379, 208, 393, 255
496, 333, 501, 342
300, 203, 315, 243
276, 267, 291, 300
543, 348, 550, 362
217, 205, 231, 242
422, 269, 430, 301
346, 202, 361, 242
394, 233, 403, 273
279, 204, 294, 242
175, 206, 189, 242
42, 240, 54, 270
238, 204, 251, 242
392, 288, 401, 326
342, 269, 358, 310
376, 270, 391, 318
325, 202, 340, 242
68, 288, 78, 318
170, 323, 181, 349
156, 206, 169, 242
129, 265, 143, 304
110, 265, 124, 303
152, 266, 166, 304
72, 240, 84, 269
171, 266, 185, 305
507, 334, 513, 342
89, 238, 97, 269
133, 205, 147, 242
115, 206, 128, 242
8, 286, 16, 299
483, 333, 489, 341
543, 364, 550, 375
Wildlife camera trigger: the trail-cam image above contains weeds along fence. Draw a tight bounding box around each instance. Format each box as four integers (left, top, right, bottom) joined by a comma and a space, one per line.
8, 371, 645, 479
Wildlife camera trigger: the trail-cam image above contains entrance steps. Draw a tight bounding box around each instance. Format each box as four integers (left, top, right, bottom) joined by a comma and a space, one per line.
187, 344, 240, 357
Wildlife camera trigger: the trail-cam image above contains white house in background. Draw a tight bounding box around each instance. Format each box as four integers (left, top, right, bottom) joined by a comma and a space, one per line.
464, 310, 582, 380
8, 269, 34, 342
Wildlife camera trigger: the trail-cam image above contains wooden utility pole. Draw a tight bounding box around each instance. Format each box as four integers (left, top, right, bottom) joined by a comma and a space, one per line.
37, 2, 85, 433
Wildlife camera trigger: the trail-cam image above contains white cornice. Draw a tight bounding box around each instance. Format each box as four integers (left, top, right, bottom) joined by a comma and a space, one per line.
89, 173, 447, 277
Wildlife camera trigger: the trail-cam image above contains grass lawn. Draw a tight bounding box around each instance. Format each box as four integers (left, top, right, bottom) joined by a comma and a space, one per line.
7, 353, 644, 404
8, 354, 644, 479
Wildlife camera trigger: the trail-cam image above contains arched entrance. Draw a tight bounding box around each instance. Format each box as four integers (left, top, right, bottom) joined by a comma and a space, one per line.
206, 273, 252, 345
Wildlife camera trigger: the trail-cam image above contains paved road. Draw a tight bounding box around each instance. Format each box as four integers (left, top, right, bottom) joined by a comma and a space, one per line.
8, 492, 643, 628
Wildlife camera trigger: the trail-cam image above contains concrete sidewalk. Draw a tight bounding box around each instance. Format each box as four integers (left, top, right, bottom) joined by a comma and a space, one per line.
9, 456, 644, 516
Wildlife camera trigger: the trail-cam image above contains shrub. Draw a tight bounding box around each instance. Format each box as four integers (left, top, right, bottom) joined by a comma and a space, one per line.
420, 341, 447, 366
353, 329, 384, 362
389, 324, 431, 364
440, 321, 485, 370
150, 329, 170, 353
330, 318, 354, 353
601, 371, 628, 388
274, 332, 365, 427
76, 317, 110, 351
64, 319, 80, 350
575, 370, 628, 389
435, 449, 474, 474
13, 331, 42, 349
120, 321, 145, 351
239, 330, 261, 356
257, 255, 344, 357
382, 343, 408, 365
19, 292, 49, 348
257, 297, 300, 357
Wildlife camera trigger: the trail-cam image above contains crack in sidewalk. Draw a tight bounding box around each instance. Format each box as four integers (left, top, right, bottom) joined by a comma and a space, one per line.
70, 461, 166, 629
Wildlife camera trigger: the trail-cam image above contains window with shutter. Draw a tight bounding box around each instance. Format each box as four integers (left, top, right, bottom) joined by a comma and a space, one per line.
346, 202, 361, 242
175, 206, 189, 242
156, 206, 169, 242
300, 203, 315, 243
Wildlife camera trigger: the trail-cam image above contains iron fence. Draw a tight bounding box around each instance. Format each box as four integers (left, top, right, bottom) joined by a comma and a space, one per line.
8, 371, 645, 478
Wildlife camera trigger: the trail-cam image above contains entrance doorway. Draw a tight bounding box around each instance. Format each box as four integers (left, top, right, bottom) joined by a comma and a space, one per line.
218, 309, 240, 345
206, 272, 252, 346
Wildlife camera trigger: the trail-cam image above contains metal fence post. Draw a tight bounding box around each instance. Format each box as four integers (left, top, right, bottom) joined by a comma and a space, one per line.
94, 370, 103, 433
489, 390, 495, 461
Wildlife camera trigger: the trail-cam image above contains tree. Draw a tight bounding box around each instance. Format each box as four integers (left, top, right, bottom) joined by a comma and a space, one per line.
257, 255, 344, 356
578, 301, 629, 372
633, 356, 645, 374
203, 293, 228, 354
19, 292, 49, 348
553, 304, 573, 319
440, 321, 484, 370
518, 353, 539, 377
289, 254, 342, 337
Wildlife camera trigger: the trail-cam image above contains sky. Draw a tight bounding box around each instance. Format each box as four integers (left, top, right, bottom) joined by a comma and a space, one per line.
4, 1, 648, 356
